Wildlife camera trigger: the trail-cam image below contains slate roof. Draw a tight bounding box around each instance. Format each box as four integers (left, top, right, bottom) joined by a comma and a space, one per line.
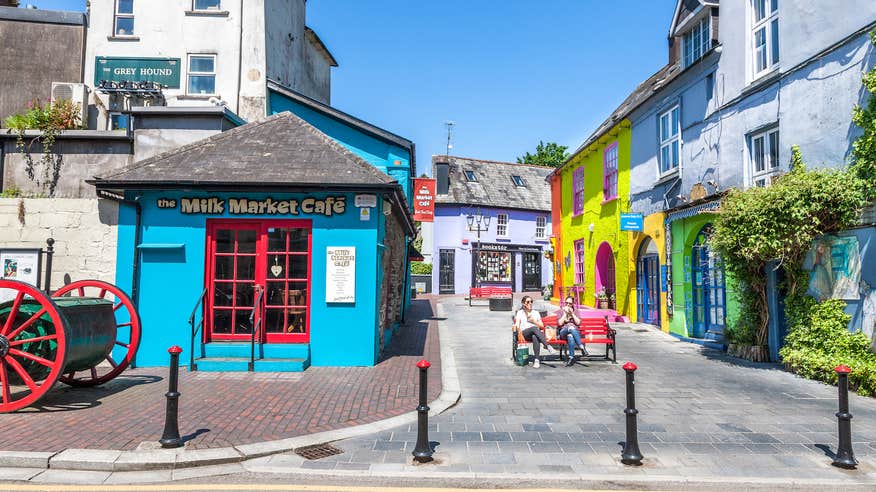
432, 155, 552, 212
91, 111, 396, 189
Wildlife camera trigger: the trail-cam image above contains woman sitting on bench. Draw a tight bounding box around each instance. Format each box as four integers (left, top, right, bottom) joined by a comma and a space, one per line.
558, 296, 588, 366
514, 295, 556, 368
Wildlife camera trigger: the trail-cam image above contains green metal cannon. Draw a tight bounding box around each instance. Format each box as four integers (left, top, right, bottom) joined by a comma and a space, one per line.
0, 279, 141, 412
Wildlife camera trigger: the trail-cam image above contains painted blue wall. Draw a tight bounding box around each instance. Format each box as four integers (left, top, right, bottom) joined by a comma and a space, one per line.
268, 92, 414, 203
116, 190, 382, 368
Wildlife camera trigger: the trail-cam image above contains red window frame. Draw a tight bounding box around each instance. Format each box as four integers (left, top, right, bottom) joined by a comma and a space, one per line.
204, 219, 312, 344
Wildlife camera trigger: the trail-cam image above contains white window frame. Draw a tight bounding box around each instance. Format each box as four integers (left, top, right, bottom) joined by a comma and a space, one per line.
113, 0, 135, 36
682, 17, 711, 68
496, 213, 509, 238
193, 0, 221, 11
749, 127, 780, 187
535, 216, 546, 239
658, 105, 681, 176
751, 0, 779, 78
187, 54, 217, 96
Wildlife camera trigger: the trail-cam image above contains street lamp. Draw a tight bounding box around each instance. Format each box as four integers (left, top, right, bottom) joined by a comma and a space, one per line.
467, 209, 491, 288
466, 209, 491, 241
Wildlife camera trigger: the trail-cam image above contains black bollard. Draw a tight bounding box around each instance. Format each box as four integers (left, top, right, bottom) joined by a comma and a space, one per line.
412, 359, 434, 463
621, 362, 643, 466
159, 346, 183, 448
832, 365, 857, 469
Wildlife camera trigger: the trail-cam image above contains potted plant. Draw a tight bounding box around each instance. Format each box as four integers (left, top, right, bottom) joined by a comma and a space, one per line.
595, 287, 610, 309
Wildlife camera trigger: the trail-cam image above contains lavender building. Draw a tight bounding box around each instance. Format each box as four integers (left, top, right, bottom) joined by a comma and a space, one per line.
429, 156, 552, 295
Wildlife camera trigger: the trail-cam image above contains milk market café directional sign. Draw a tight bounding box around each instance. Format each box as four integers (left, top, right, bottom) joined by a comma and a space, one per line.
94, 57, 181, 88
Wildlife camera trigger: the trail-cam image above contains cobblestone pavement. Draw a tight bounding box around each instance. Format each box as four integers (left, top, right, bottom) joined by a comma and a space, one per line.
258, 294, 876, 485
0, 298, 441, 452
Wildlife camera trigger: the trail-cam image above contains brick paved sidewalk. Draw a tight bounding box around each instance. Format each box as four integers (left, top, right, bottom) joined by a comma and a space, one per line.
0, 298, 441, 452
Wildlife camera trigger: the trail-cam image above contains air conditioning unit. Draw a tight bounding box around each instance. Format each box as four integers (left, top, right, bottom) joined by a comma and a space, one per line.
50, 82, 88, 126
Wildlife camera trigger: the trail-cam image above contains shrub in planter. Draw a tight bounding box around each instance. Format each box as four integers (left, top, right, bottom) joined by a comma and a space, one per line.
410, 261, 432, 275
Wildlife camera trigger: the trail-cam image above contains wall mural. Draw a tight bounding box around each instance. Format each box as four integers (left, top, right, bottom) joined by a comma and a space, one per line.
803, 234, 861, 301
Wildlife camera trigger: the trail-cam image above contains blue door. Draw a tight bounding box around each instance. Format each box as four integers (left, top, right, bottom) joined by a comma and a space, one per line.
691, 225, 726, 340
636, 238, 660, 325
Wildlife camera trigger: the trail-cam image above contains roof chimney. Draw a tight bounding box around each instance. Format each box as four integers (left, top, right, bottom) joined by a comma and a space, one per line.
433, 157, 450, 195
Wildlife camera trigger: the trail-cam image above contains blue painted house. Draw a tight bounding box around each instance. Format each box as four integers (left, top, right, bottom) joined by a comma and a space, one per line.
90, 112, 416, 370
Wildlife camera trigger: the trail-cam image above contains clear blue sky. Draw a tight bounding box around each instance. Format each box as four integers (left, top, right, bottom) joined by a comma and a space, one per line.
26, 0, 676, 175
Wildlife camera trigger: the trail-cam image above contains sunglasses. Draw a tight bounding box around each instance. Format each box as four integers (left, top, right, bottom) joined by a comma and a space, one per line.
523, 300, 533, 304
564, 301, 574, 305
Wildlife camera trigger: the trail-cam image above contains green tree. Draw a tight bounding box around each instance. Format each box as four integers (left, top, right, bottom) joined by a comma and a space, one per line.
516, 141, 569, 168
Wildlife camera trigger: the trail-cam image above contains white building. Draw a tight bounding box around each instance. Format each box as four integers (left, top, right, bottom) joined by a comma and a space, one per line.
82, 0, 336, 128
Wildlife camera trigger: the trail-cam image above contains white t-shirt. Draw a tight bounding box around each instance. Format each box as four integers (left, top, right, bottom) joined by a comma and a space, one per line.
514, 309, 542, 331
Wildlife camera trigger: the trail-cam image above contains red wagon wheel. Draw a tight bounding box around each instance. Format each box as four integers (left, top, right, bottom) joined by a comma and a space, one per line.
53, 279, 141, 387
0, 280, 67, 413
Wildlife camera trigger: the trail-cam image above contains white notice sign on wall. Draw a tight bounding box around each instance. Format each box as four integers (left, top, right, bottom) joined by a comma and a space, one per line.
326, 246, 356, 303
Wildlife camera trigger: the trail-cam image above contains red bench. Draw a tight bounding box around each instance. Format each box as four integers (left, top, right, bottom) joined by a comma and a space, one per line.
469, 286, 512, 306
512, 314, 617, 363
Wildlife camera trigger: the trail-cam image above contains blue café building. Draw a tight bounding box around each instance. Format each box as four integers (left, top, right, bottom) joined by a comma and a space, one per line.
90, 92, 416, 372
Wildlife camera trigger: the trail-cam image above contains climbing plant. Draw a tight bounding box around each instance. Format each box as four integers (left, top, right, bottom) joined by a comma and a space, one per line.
4, 99, 83, 196
710, 31, 876, 362
851, 30, 876, 196
710, 149, 868, 360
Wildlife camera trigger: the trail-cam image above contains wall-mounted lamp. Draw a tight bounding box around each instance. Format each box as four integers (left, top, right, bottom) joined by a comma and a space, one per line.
588, 223, 595, 232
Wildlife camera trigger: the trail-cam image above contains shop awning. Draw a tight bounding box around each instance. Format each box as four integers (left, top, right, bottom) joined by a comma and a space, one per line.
408, 244, 424, 262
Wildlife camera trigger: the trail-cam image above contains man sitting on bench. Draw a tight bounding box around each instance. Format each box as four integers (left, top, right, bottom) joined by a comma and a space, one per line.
558, 296, 588, 366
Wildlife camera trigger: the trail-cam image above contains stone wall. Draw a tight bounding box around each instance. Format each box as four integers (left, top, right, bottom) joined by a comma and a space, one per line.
0, 198, 118, 291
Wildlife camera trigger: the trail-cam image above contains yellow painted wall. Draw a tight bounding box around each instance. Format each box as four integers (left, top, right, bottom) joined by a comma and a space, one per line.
628, 212, 669, 331
555, 120, 633, 316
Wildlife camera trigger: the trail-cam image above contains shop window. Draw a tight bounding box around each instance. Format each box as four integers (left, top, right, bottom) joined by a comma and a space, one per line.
658, 105, 681, 175
752, 0, 779, 78
603, 142, 618, 200
682, 17, 711, 68
574, 239, 585, 285
193, 0, 221, 10
114, 0, 134, 36
535, 216, 546, 239
187, 54, 217, 95
206, 220, 311, 344
496, 213, 509, 237
572, 167, 584, 216
475, 250, 511, 283
749, 127, 780, 187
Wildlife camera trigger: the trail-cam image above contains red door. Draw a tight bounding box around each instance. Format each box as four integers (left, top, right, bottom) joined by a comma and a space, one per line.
205, 220, 311, 343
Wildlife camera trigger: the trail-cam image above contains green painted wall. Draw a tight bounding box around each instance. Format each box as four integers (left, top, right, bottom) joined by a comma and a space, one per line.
556, 121, 634, 316
668, 213, 739, 337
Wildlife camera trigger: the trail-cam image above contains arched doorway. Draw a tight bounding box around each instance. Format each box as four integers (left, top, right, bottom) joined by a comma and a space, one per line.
636, 237, 660, 325
594, 242, 615, 309
691, 225, 726, 339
